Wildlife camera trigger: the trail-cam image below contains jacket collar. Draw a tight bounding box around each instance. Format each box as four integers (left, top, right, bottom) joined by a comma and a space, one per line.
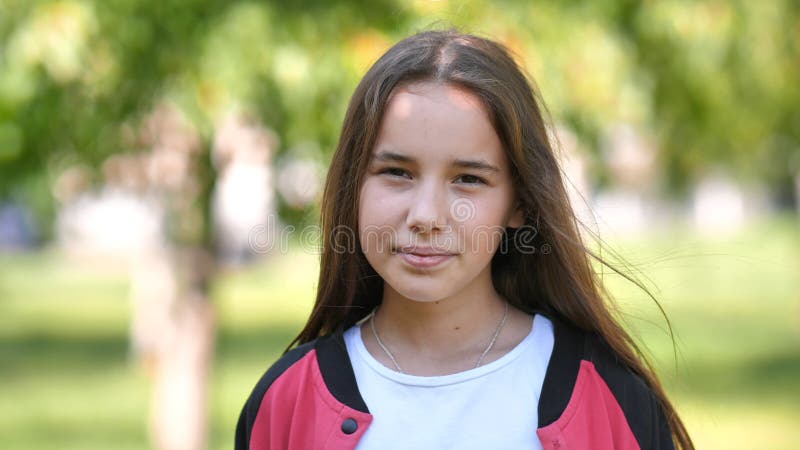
315, 329, 371, 413
313, 310, 587, 422
536, 312, 586, 427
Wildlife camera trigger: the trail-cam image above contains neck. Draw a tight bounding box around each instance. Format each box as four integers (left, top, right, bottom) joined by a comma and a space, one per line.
371, 283, 509, 362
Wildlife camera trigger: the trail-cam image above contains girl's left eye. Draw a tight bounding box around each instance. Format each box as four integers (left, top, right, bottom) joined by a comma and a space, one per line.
455, 174, 486, 185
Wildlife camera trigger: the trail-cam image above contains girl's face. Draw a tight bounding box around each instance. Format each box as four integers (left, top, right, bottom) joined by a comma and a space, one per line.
358, 81, 524, 303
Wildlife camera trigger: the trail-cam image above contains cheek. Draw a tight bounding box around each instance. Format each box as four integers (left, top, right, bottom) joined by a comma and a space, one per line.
357, 196, 371, 250
458, 224, 504, 256
359, 181, 406, 224
459, 200, 509, 252
358, 183, 396, 253
359, 182, 384, 226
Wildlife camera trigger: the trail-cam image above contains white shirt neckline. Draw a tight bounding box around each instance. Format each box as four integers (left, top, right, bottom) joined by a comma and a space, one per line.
349, 314, 543, 387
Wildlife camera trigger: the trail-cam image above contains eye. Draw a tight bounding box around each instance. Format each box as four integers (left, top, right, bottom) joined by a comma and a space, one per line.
455, 174, 487, 185
378, 167, 411, 179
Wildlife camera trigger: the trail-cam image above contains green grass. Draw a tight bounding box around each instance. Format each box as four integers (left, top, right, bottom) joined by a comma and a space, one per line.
1, 216, 798, 449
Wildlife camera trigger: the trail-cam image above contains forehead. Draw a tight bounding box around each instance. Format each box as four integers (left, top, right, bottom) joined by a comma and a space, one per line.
371, 82, 506, 168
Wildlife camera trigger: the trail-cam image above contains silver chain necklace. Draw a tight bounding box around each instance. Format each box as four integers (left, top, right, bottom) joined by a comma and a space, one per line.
367, 301, 509, 374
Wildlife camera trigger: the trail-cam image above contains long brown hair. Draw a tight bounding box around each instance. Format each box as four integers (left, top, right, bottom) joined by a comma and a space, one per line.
286, 29, 693, 449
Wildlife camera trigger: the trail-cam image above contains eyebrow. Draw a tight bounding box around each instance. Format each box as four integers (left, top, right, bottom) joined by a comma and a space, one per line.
372, 150, 501, 173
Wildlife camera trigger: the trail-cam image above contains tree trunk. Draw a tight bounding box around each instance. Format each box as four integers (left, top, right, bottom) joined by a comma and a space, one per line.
146, 246, 216, 450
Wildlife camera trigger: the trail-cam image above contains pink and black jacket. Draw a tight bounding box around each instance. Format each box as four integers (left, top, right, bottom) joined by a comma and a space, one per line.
235, 313, 675, 450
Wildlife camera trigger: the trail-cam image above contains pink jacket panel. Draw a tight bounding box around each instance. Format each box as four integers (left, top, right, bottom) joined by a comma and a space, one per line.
537, 361, 640, 450
250, 349, 372, 450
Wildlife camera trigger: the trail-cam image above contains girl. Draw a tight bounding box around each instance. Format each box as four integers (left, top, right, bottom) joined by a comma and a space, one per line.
236, 29, 693, 450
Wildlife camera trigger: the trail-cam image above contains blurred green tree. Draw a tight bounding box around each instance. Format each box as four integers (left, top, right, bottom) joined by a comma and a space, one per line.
0, 1, 408, 448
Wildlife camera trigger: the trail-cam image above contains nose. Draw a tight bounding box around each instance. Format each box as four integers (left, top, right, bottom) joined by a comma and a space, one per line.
406, 180, 449, 234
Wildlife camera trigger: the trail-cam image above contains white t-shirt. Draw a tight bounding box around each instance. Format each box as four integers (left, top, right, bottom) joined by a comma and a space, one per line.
342, 314, 554, 450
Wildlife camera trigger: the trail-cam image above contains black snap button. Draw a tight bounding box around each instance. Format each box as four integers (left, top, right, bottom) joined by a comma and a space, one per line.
341, 418, 358, 434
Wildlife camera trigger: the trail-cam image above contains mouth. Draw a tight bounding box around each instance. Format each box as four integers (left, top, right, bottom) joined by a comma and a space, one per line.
396, 246, 456, 257
395, 247, 456, 269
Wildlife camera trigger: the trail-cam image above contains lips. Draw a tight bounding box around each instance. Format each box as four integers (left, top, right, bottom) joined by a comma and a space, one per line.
396, 246, 456, 269
397, 246, 455, 256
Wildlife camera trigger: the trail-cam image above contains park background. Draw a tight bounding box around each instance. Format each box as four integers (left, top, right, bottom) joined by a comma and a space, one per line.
0, 1, 798, 449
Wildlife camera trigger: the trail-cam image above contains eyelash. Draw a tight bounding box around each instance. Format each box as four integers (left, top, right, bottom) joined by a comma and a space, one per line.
378, 167, 487, 185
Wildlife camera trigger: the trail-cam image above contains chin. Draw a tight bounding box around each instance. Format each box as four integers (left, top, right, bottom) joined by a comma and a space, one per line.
386, 276, 461, 303
398, 292, 448, 303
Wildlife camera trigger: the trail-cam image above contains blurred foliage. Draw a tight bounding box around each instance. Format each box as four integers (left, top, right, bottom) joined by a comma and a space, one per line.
0, 0, 798, 234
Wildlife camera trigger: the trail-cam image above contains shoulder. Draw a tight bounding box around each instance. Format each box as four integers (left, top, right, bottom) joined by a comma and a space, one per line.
242, 339, 318, 408
583, 329, 672, 440
234, 329, 370, 450
234, 339, 318, 449
538, 314, 674, 450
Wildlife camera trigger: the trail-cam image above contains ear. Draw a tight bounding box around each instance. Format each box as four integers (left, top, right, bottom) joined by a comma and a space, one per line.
506, 202, 525, 229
